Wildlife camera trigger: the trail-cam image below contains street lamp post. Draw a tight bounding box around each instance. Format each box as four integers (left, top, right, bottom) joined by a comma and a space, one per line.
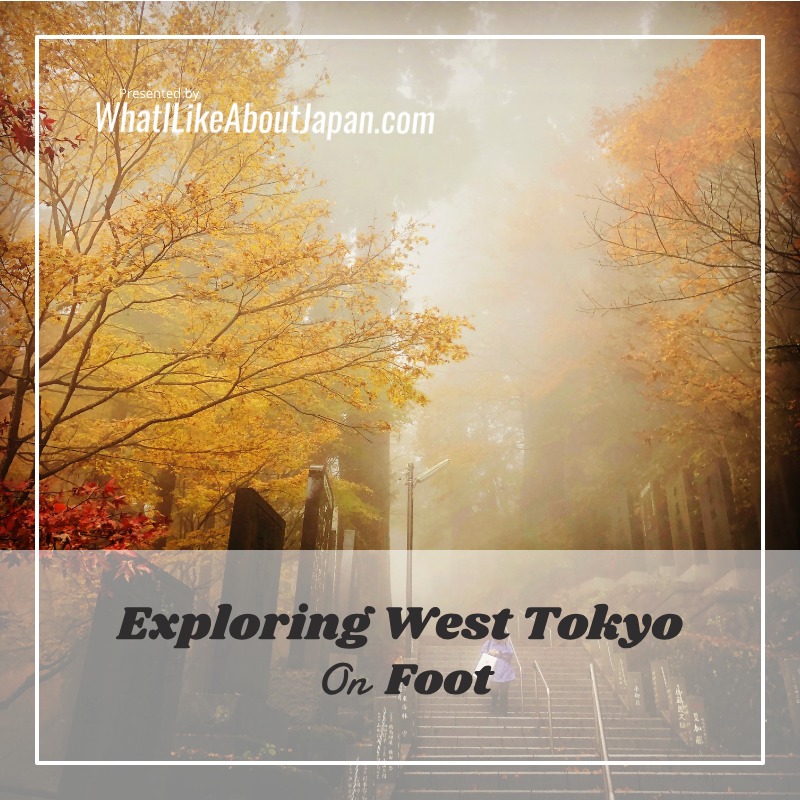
406, 461, 414, 615
405, 458, 449, 656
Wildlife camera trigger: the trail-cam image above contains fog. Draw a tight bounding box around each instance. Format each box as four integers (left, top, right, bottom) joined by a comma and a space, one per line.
233, 3, 753, 549
12, 2, 769, 553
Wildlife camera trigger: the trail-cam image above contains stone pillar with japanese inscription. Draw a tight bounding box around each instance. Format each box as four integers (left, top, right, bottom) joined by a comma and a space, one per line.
290, 465, 336, 669
374, 696, 399, 782
696, 457, 737, 550
639, 480, 674, 560
614, 652, 629, 706
670, 673, 692, 745
345, 744, 376, 800
651, 659, 672, 719
210, 489, 286, 699
627, 671, 644, 712
398, 657, 417, 753
665, 468, 706, 569
58, 559, 192, 798
686, 695, 709, 752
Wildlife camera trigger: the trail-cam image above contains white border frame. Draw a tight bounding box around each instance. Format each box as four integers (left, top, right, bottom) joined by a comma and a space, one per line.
34, 33, 766, 768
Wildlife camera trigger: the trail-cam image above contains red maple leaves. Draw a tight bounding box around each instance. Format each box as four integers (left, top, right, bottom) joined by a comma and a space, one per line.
0, 93, 82, 162
0, 478, 169, 550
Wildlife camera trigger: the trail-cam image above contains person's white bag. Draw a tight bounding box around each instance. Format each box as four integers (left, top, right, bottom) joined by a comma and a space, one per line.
475, 653, 497, 673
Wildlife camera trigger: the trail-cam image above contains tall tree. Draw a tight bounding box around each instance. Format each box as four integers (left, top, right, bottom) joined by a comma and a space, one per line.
0, 2, 468, 541
589, 4, 800, 543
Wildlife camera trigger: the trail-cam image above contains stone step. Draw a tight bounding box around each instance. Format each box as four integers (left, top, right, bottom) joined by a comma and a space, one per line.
416, 709, 650, 721
411, 749, 600, 759
412, 750, 687, 761
398, 645, 796, 797
410, 645, 687, 765
394, 761, 800, 797
394, 787, 798, 799
416, 714, 626, 724
415, 735, 583, 749
415, 704, 615, 713
612, 771, 800, 792
416, 665, 599, 676
601, 794, 797, 799
394, 791, 605, 798
397, 770, 605, 789
416, 692, 620, 703
417, 723, 674, 737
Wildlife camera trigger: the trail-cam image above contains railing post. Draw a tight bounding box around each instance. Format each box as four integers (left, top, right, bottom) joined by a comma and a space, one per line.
533, 660, 554, 755
590, 663, 616, 800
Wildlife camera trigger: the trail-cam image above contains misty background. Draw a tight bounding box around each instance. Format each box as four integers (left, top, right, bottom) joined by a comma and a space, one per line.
232, 3, 729, 549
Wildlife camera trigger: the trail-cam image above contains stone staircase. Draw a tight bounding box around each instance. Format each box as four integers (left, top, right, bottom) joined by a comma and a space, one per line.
390, 639, 800, 798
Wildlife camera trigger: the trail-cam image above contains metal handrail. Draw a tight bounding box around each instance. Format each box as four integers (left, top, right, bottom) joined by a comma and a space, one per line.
590, 663, 616, 800
533, 659, 554, 754
508, 636, 524, 713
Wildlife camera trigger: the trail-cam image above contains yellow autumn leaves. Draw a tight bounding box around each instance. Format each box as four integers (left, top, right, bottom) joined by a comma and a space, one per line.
0, 4, 468, 540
